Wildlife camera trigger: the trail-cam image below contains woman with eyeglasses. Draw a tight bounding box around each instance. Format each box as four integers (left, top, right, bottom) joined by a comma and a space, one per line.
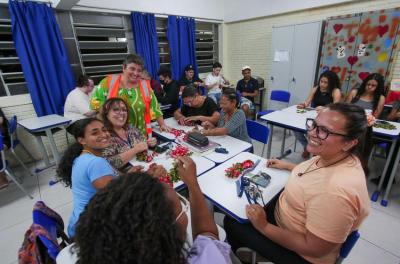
174, 85, 220, 126
345, 73, 385, 118
100, 98, 159, 173
56, 157, 232, 264
199, 88, 252, 143
224, 103, 370, 264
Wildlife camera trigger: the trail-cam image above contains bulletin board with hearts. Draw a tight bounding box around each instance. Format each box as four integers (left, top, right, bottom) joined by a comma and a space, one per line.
318, 8, 400, 93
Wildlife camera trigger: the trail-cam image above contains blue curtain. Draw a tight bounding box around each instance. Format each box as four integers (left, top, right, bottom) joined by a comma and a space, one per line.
131, 12, 160, 79
9, 1, 75, 116
167, 16, 198, 80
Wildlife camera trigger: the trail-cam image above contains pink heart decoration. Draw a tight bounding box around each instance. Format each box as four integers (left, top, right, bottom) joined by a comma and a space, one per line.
348, 36, 355, 43
347, 56, 358, 66
358, 72, 370, 80
333, 24, 344, 34
378, 25, 389, 37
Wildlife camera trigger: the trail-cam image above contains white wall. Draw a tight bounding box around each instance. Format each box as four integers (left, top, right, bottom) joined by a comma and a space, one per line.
74, 0, 225, 20
222, 0, 364, 22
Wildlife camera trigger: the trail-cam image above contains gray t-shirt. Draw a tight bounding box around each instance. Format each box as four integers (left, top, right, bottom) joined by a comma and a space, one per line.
218, 109, 252, 143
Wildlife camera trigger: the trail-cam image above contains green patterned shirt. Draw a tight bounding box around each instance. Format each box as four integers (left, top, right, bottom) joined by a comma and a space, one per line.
90, 75, 163, 135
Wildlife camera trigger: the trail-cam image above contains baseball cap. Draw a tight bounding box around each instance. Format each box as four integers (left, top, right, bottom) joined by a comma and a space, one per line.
242, 65, 251, 71
185, 64, 194, 71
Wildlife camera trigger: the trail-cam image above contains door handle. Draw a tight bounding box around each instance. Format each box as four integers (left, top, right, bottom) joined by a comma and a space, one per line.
270, 76, 274, 81
292, 77, 296, 82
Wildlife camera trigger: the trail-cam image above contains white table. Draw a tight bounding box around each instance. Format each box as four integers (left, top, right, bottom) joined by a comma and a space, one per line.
152, 117, 253, 164
198, 152, 290, 223
129, 142, 215, 190
261, 106, 400, 206
18, 115, 71, 168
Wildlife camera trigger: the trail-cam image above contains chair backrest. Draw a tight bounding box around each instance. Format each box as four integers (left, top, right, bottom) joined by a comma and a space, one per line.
337, 230, 360, 263
8, 115, 17, 134
270, 90, 291, 103
0, 133, 5, 172
246, 120, 269, 144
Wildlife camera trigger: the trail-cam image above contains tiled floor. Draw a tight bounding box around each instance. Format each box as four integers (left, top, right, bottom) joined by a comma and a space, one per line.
1, 128, 399, 264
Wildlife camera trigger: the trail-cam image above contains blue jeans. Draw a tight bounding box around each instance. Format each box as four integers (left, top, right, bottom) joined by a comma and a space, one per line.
208, 92, 222, 104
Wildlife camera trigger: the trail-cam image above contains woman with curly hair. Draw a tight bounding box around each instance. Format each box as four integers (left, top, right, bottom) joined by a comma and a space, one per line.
100, 97, 157, 173
56, 157, 231, 264
57, 118, 117, 238
345, 73, 385, 118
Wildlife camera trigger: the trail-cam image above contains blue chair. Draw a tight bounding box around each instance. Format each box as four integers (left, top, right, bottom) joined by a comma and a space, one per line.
33, 201, 70, 260
337, 230, 360, 263
199, 86, 207, 95
237, 230, 360, 264
256, 90, 291, 119
0, 132, 33, 198
8, 115, 35, 176
246, 120, 269, 157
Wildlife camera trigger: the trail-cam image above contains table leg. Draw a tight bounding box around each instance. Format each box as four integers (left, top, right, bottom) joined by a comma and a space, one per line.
34, 135, 50, 167
371, 139, 396, 202
281, 128, 287, 157
267, 124, 274, 159
381, 142, 400, 206
45, 128, 60, 165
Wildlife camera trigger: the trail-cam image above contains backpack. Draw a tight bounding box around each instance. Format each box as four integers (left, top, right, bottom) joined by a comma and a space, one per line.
18, 201, 70, 264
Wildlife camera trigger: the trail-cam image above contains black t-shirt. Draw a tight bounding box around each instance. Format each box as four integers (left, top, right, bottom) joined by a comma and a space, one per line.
236, 77, 259, 102
311, 87, 334, 107
181, 97, 218, 119
156, 80, 180, 118
179, 76, 203, 87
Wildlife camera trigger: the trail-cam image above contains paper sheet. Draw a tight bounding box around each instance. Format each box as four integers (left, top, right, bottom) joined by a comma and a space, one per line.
390, 79, 400, 92
273, 50, 289, 62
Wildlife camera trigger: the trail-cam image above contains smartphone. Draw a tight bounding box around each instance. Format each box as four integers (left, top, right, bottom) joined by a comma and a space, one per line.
153, 145, 169, 154
248, 172, 271, 188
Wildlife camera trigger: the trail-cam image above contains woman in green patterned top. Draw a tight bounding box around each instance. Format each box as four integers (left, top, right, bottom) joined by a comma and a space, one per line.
90, 54, 169, 136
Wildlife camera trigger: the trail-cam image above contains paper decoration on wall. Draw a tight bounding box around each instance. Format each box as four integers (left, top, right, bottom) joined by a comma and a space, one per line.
390, 79, 400, 91
336, 45, 346, 58
358, 72, 370, 80
357, 44, 367, 57
331, 66, 341, 73
319, 8, 400, 92
273, 50, 290, 62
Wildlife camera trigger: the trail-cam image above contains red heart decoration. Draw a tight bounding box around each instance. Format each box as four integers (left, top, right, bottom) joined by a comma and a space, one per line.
331, 66, 341, 74
347, 56, 358, 66
378, 25, 389, 37
333, 24, 343, 34
348, 36, 355, 43
358, 72, 370, 80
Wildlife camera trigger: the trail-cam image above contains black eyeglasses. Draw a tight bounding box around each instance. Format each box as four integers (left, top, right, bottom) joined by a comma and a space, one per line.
305, 118, 348, 140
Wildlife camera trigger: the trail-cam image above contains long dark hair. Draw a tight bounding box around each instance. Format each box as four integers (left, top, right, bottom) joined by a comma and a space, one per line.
75, 172, 186, 264
318, 70, 341, 94
101, 97, 130, 131
327, 103, 371, 175
351, 73, 384, 111
56, 118, 101, 187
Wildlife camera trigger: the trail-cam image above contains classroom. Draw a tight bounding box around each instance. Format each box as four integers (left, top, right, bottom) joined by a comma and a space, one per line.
1, 0, 400, 263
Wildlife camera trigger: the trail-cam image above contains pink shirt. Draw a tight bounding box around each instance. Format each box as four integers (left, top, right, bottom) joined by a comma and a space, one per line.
275, 155, 370, 264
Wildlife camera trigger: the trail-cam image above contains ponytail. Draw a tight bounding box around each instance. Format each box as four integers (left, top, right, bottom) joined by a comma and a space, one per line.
56, 143, 83, 187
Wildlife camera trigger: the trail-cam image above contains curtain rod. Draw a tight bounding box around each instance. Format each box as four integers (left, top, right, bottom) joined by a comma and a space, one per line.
72, 4, 223, 23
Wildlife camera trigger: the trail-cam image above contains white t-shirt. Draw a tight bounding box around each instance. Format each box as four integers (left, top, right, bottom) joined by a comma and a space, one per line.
64, 88, 91, 120
205, 73, 225, 94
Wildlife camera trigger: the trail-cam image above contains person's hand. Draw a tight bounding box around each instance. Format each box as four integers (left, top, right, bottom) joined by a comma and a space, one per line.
194, 82, 201, 87
246, 204, 268, 232
127, 165, 144, 173
147, 137, 157, 147
297, 102, 306, 109
134, 142, 148, 153
160, 124, 170, 132
176, 156, 197, 187
242, 92, 249, 97
266, 158, 291, 170
315, 106, 326, 113
201, 120, 214, 130
146, 164, 167, 178
178, 117, 186, 125
185, 116, 203, 122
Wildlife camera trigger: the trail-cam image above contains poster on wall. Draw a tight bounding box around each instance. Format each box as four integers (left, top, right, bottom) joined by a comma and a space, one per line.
318, 7, 400, 93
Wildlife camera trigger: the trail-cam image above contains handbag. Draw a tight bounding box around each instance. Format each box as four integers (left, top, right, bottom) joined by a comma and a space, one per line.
187, 132, 209, 147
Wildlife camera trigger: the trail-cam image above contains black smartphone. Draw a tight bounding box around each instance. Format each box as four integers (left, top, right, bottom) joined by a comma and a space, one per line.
153, 145, 169, 154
